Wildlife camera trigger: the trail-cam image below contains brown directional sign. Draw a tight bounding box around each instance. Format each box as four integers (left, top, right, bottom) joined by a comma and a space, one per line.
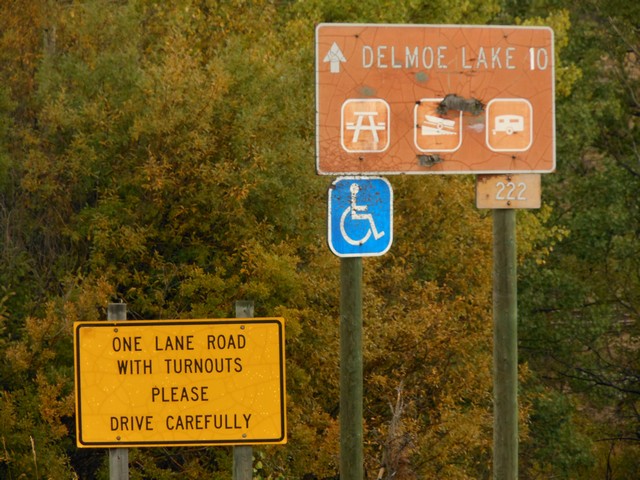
316, 24, 555, 175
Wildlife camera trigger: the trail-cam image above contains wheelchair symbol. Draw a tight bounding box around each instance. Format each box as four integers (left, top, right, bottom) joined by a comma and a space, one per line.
328, 176, 392, 257
339, 183, 385, 246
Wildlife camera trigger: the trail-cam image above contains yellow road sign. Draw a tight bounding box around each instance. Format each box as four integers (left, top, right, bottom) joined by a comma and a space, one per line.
74, 318, 286, 447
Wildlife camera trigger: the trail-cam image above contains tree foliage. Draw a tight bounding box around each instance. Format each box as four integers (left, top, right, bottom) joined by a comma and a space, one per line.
0, 0, 638, 478
515, 0, 640, 477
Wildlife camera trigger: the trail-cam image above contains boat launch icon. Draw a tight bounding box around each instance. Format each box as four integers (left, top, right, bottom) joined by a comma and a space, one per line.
414, 98, 462, 152
421, 115, 457, 136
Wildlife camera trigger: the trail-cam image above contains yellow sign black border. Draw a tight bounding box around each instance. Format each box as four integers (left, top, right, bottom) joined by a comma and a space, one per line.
74, 318, 286, 448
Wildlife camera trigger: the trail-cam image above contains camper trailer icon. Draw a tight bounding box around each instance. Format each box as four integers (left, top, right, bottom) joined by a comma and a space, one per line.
492, 114, 525, 136
486, 98, 533, 152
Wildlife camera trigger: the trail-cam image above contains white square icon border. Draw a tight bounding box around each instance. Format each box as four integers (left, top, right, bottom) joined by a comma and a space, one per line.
486, 98, 533, 153
340, 98, 391, 153
414, 98, 463, 153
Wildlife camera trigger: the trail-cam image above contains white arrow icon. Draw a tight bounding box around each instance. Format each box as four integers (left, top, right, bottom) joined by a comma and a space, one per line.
324, 42, 346, 73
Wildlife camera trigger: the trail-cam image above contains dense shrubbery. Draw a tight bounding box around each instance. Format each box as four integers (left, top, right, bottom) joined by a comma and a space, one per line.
0, 0, 638, 478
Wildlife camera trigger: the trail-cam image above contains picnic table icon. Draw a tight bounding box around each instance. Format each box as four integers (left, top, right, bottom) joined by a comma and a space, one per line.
341, 99, 390, 152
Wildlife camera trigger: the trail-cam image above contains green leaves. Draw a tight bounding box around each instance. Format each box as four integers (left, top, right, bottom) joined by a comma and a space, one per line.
515, 0, 640, 475
3, 0, 638, 478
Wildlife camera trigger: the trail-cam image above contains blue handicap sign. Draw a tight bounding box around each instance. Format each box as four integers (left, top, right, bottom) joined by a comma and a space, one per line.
328, 176, 393, 257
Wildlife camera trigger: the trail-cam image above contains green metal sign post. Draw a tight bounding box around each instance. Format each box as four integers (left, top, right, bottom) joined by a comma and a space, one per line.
340, 257, 364, 479
492, 209, 518, 480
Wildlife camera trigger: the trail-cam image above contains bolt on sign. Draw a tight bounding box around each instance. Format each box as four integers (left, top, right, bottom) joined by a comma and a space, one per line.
316, 24, 555, 175
74, 319, 286, 448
